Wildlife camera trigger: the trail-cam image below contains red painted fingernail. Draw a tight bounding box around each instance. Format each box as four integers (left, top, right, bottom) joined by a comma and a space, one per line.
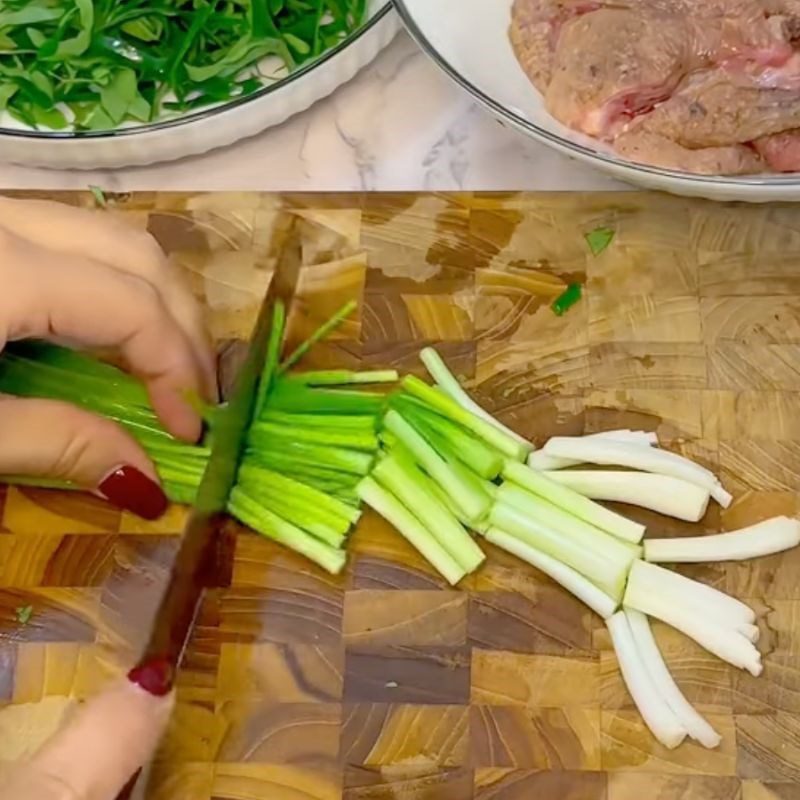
127, 657, 173, 697
98, 466, 168, 520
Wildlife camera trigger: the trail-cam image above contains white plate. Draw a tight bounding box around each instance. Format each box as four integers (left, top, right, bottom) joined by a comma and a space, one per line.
395, 0, 800, 202
0, 2, 399, 171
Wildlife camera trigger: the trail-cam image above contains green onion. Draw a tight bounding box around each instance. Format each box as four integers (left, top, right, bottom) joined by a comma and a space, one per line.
249, 420, 378, 452
383, 409, 491, 524
373, 454, 485, 573
268, 381, 385, 415
259, 410, 376, 432
502, 460, 645, 543
279, 300, 357, 373
357, 476, 467, 586
392, 395, 504, 479
419, 346, 530, 448
401, 375, 531, 462
291, 369, 399, 386
229, 487, 347, 575
489, 501, 629, 599
551, 283, 582, 316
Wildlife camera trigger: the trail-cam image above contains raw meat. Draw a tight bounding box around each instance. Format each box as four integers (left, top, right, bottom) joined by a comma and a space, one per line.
510, 0, 800, 174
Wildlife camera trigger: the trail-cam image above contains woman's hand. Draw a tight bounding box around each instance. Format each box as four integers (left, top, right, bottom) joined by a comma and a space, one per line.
0, 670, 175, 800
0, 197, 216, 518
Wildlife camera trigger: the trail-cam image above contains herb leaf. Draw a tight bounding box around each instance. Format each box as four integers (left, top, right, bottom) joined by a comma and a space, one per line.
15, 604, 34, 625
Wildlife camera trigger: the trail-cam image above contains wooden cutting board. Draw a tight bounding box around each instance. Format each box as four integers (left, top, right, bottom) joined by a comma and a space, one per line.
1, 190, 800, 800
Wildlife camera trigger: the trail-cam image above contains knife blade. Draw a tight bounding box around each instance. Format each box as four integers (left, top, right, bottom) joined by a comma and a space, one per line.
118, 219, 302, 800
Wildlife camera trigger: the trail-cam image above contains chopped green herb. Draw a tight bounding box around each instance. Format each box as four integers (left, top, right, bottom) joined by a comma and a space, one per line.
0, 0, 368, 131
15, 604, 33, 625
552, 283, 583, 316
585, 226, 615, 256
89, 186, 107, 208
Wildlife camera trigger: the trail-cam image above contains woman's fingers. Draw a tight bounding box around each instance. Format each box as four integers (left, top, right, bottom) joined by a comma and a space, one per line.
0, 196, 217, 400
0, 228, 203, 442
0, 680, 174, 800
0, 397, 167, 519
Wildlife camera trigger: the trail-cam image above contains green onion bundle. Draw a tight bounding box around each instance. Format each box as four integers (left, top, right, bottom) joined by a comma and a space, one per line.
0, 302, 389, 574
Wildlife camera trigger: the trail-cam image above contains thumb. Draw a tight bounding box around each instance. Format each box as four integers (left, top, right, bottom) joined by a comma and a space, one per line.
0, 678, 175, 800
0, 396, 168, 520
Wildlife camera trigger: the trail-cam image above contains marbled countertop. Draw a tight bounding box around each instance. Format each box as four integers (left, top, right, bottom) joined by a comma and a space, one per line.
0, 35, 625, 193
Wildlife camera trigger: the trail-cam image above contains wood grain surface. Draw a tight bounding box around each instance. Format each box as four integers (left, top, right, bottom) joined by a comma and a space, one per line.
2, 190, 800, 799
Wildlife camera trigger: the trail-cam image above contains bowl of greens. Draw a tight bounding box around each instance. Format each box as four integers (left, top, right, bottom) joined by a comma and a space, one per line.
0, 0, 398, 169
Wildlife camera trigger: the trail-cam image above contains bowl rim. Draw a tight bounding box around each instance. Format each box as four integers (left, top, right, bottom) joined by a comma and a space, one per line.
394, 0, 800, 187
0, 1, 394, 141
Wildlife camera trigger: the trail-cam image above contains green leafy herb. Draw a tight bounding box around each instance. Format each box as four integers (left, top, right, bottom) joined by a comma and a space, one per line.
15, 604, 33, 625
585, 226, 615, 256
89, 185, 107, 208
0, 0, 368, 131
551, 283, 583, 316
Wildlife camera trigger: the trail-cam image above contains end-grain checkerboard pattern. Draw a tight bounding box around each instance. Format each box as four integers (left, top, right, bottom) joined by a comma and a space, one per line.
2, 191, 800, 800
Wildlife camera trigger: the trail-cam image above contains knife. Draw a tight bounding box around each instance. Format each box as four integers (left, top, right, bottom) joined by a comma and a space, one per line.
119, 219, 303, 800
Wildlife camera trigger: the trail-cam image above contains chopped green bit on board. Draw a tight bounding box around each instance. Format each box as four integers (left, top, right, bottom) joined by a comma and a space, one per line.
585, 226, 615, 256
15, 605, 33, 625
89, 186, 107, 208
552, 283, 583, 316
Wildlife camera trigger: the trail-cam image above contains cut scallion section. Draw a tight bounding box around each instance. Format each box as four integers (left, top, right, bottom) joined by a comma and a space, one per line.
229, 487, 347, 575
373, 454, 485, 574
383, 409, 491, 524
489, 501, 630, 599
606, 611, 687, 750
292, 370, 399, 386
419, 347, 530, 448
624, 609, 721, 749
644, 517, 800, 563
486, 527, 617, 619
357, 476, 466, 585
502, 460, 645, 544
401, 375, 531, 462
543, 470, 710, 523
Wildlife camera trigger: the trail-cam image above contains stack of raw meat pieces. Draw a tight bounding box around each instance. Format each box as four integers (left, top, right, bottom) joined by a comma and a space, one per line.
510, 0, 800, 173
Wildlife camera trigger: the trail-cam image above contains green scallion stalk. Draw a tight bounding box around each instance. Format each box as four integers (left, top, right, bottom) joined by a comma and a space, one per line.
245, 447, 371, 480
279, 300, 357, 373
249, 420, 378, 452
250, 438, 375, 475
496, 483, 641, 565
268, 381, 385, 415
393, 397, 504, 479
502, 460, 645, 544
372, 454, 485, 573
259, 410, 377, 432
419, 346, 531, 449
356, 476, 466, 585
401, 375, 531, 462
291, 370, 399, 386
229, 487, 347, 574
489, 501, 629, 599
254, 493, 348, 548
237, 463, 360, 525
383, 409, 491, 524
255, 299, 286, 417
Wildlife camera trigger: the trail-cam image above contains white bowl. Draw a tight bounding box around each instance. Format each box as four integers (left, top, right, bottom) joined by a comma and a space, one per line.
395, 0, 800, 202
0, 2, 399, 171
